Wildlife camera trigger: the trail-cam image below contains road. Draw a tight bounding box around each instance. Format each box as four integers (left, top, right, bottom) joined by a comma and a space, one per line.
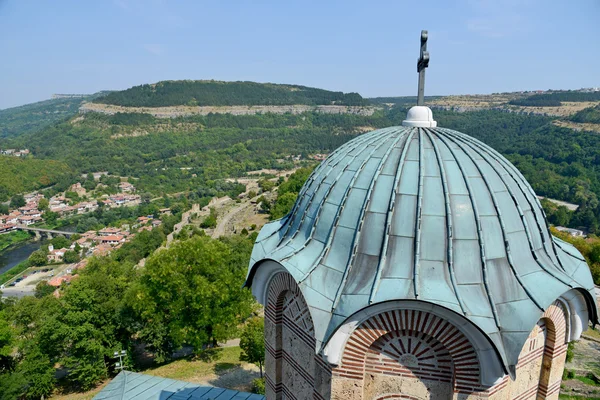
212, 201, 252, 238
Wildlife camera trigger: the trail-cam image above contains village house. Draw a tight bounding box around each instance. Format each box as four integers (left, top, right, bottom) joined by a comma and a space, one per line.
92, 243, 112, 257
47, 246, 68, 263
24, 193, 44, 203
137, 216, 151, 225
17, 215, 41, 226
0, 223, 16, 234
68, 182, 87, 197
99, 235, 125, 246
48, 274, 78, 287
98, 227, 121, 236
118, 181, 136, 193
158, 208, 171, 215
76, 236, 94, 249
5, 212, 20, 224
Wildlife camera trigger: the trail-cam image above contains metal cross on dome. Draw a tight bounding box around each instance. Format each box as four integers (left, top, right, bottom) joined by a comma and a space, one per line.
417, 30, 429, 106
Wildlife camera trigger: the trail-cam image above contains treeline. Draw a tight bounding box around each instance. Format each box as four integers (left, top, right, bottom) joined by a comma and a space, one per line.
0, 156, 71, 201
509, 91, 600, 107
0, 233, 257, 398
94, 80, 367, 107
570, 104, 600, 124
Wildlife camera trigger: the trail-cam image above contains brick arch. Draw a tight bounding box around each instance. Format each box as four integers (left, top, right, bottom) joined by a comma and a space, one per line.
333, 308, 483, 398
264, 271, 331, 400
537, 302, 569, 399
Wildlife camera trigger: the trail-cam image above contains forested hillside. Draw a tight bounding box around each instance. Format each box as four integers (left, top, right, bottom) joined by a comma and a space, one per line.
570, 104, 600, 124
3, 86, 600, 232
0, 156, 71, 200
0, 97, 88, 138
94, 80, 367, 107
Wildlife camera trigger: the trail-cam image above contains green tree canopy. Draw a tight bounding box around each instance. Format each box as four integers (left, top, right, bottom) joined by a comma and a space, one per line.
239, 317, 265, 377
132, 235, 255, 360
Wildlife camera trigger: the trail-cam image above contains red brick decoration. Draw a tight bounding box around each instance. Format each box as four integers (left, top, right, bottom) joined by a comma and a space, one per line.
488, 301, 568, 400
264, 272, 331, 400
334, 309, 482, 394
263, 270, 570, 400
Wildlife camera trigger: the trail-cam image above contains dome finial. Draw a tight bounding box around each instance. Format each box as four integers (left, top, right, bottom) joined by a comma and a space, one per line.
417, 29, 429, 106
402, 30, 437, 127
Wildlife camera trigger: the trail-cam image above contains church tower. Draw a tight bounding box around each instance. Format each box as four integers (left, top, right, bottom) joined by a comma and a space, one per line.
245, 31, 598, 400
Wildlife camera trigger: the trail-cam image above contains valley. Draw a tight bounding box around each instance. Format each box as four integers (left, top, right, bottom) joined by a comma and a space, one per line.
2, 80, 600, 399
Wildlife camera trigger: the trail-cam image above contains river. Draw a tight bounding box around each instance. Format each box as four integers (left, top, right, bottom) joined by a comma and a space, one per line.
0, 224, 77, 275
0, 241, 41, 275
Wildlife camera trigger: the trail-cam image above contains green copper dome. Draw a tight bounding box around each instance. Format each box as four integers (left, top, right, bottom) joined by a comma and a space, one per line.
246, 124, 598, 375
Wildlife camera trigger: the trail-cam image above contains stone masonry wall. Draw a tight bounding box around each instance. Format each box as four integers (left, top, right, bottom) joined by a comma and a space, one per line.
264, 272, 331, 400
264, 271, 569, 400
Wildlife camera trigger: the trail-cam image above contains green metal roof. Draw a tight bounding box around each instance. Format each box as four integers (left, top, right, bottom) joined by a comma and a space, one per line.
247, 125, 598, 374
93, 371, 264, 400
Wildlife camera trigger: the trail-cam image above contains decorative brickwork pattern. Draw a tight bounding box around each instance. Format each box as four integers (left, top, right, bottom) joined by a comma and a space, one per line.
331, 309, 483, 399
264, 272, 331, 400
486, 301, 568, 400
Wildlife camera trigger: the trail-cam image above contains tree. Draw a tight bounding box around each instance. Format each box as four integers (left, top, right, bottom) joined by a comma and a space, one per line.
35, 282, 55, 298
200, 208, 217, 229
50, 235, 71, 250
38, 198, 49, 212
63, 250, 80, 264
133, 235, 255, 359
42, 210, 58, 225
0, 204, 8, 215
239, 317, 265, 377
9, 195, 25, 209
28, 250, 47, 266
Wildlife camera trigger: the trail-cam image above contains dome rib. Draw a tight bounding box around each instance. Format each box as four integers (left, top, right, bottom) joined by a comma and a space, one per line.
439, 129, 550, 312
432, 130, 503, 328
276, 128, 391, 251
369, 129, 416, 303
332, 128, 411, 309
279, 128, 396, 268
299, 128, 407, 285
445, 129, 564, 270
443, 128, 571, 277
413, 129, 425, 299
424, 128, 465, 313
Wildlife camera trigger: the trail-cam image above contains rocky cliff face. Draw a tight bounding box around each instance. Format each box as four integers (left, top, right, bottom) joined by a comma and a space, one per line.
79, 102, 379, 118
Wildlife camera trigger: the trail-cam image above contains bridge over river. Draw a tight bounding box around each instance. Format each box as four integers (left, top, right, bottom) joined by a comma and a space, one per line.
16, 225, 75, 239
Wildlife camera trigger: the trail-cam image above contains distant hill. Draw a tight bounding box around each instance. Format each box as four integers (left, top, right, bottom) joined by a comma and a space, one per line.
0, 156, 71, 199
93, 80, 367, 107
509, 91, 600, 107
570, 104, 600, 124
0, 97, 87, 138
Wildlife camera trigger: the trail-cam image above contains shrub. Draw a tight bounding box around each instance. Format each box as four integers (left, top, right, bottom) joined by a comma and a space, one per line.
566, 341, 575, 363
252, 377, 266, 394
563, 369, 575, 380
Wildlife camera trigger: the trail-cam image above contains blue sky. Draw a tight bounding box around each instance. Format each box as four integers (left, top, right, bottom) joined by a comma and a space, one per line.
0, 0, 598, 109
